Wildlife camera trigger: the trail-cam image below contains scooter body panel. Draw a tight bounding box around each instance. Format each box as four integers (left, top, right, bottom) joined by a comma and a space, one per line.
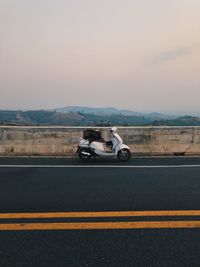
90, 141, 105, 152
94, 150, 115, 157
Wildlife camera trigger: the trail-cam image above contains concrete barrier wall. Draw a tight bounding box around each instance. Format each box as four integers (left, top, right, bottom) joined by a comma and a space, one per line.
0, 126, 200, 156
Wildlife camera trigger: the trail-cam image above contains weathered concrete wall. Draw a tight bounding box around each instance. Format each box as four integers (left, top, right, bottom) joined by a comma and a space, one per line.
0, 126, 200, 156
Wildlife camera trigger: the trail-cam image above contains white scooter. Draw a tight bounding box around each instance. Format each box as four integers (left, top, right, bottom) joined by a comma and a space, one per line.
76, 127, 131, 162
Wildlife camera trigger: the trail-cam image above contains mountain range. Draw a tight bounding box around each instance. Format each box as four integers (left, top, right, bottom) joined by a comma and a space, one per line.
0, 106, 199, 126
54, 106, 175, 120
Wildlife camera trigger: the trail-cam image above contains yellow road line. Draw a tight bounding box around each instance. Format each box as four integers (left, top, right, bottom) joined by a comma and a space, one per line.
1, 221, 200, 230
1, 210, 200, 219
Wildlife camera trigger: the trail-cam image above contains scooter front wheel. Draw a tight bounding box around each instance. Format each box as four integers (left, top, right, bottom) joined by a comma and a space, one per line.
117, 149, 131, 162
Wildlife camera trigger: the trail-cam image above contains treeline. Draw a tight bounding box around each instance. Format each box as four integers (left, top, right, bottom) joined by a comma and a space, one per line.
151, 116, 200, 126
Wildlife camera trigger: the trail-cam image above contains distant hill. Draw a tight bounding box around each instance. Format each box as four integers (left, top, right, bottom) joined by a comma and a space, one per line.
0, 110, 82, 126
54, 106, 174, 120
54, 106, 143, 116
0, 110, 153, 126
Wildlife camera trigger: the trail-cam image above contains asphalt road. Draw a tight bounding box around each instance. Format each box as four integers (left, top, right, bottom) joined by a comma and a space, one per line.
0, 157, 200, 267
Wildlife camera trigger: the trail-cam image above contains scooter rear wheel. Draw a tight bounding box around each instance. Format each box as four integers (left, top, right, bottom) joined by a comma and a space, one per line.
79, 149, 92, 161
117, 149, 131, 162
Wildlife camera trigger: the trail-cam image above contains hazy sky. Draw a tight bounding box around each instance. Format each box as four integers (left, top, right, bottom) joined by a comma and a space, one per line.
0, 0, 200, 114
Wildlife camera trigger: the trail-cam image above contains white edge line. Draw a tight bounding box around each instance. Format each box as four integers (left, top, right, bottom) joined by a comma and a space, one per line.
0, 165, 200, 168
